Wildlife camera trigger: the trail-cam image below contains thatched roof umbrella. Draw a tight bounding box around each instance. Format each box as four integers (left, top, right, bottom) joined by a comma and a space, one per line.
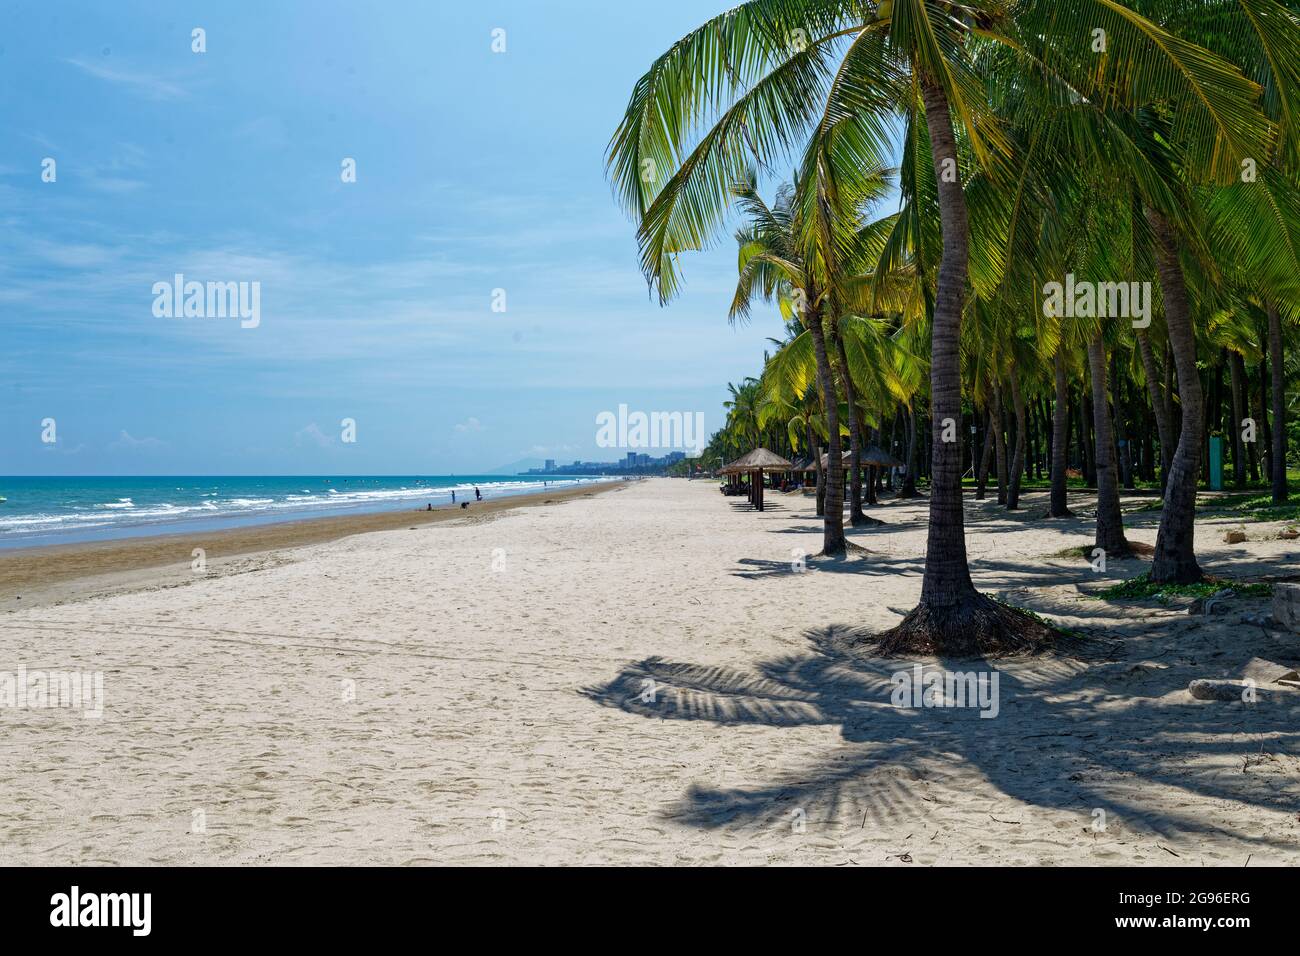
722, 448, 794, 511
861, 445, 904, 469
823, 446, 905, 507
822, 446, 903, 469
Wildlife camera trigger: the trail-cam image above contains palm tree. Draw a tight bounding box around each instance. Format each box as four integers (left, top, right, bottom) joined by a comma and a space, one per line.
722, 378, 763, 452
609, 0, 1274, 652
728, 176, 850, 552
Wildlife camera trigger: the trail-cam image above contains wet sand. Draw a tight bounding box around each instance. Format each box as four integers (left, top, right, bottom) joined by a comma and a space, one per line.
0, 481, 623, 609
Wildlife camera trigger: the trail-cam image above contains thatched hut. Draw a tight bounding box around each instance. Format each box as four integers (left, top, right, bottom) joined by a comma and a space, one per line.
861, 445, 904, 469
722, 448, 794, 511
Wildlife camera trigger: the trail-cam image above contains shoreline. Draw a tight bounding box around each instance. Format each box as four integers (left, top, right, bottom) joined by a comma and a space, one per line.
0, 480, 626, 609
0, 475, 614, 551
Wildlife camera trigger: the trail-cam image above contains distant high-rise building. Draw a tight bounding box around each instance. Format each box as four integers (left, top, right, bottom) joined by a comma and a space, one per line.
636, 453, 650, 466
544, 459, 555, 471
626, 452, 637, 466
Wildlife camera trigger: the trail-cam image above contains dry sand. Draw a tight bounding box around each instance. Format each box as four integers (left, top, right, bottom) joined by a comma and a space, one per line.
2, 477, 1298, 865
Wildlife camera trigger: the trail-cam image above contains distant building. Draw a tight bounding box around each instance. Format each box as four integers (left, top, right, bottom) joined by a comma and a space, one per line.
520, 450, 687, 477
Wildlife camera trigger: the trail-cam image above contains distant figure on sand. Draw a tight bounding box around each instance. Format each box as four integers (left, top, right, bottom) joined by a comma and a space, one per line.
475, 486, 482, 501
426, 503, 432, 511
452, 490, 456, 503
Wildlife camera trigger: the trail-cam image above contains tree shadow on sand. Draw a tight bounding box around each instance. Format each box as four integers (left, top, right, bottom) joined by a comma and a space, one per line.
580, 626, 1300, 852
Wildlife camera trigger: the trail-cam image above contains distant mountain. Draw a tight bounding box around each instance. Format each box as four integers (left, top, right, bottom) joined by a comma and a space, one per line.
484, 457, 547, 475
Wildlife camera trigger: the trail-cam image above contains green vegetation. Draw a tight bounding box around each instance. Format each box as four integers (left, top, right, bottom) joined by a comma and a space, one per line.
1096, 572, 1272, 602
990, 596, 1086, 641
1194, 493, 1300, 523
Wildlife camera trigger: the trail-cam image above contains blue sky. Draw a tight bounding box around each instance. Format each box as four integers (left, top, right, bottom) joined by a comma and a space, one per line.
0, 0, 802, 475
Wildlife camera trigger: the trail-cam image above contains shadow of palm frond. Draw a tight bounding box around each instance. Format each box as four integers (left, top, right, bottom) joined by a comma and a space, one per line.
580, 655, 828, 726
580, 625, 1300, 847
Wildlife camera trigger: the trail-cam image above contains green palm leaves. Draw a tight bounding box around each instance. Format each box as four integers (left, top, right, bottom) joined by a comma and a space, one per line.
608, 0, 1299, 638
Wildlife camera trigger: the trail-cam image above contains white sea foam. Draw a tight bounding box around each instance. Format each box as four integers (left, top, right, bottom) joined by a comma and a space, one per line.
0, 478, 607, 541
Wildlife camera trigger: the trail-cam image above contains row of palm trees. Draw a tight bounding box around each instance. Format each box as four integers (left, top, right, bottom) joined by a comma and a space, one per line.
704, 307, 1292, 501
609, 0, 1300, 655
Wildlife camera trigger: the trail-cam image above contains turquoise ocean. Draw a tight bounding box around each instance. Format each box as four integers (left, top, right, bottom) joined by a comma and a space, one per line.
0, 475, 609, 549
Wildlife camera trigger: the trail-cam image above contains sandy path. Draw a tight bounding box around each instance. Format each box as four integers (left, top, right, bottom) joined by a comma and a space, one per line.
2, 478, 1298, 865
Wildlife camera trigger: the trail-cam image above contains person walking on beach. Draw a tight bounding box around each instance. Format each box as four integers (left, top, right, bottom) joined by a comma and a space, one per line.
474, 486, 482, 501
452, 490, 456, 503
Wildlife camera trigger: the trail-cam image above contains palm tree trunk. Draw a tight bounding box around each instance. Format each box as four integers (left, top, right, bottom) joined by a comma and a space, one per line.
1229, 351, 1247, 487
1135, 328, 1174, 492
867, 460, 880, 503
1081, 362, 1097, 486
1113, 353, 1134, 490
912, 78, 972, 599
807, 313, 845, 555
888, 409, 900, 491
1269, 302, 1288, 504
992, 383, 1008, 505
900, 404, 920, 497
806, 414, 823, 515
1087, 331, 1129, 554
1007, 372, 1027, 510
1050, 346, 1072, 516
834, 334, 869, 526
1259, 351, 1273, 481
814, 444, 825, 516
879, 75, 1054, 656
1031, 397, 1044, 480
1146, 207, 1203, 583
1246, 359, 1260, 481
1203, 362, 1220, 483
976, 406, 994, 500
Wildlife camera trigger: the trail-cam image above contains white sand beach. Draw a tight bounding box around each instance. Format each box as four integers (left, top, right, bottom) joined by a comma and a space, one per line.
2, 478, 1298, 865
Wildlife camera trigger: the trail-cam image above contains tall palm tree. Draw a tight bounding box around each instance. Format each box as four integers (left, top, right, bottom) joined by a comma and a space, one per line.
729, 176, 851, 552
722, 378, 763, 452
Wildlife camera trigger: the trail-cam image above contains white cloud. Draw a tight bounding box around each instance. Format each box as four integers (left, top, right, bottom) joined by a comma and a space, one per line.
65, 58, 187, 101
110, 430, 165, 449
87, 176, 147, 195
294, 423, 335, 448
454, 417, 482, 433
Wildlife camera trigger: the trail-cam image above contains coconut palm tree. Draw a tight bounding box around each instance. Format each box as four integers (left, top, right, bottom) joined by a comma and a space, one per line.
728, 175, 851, 552
722, 378, 762, 450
